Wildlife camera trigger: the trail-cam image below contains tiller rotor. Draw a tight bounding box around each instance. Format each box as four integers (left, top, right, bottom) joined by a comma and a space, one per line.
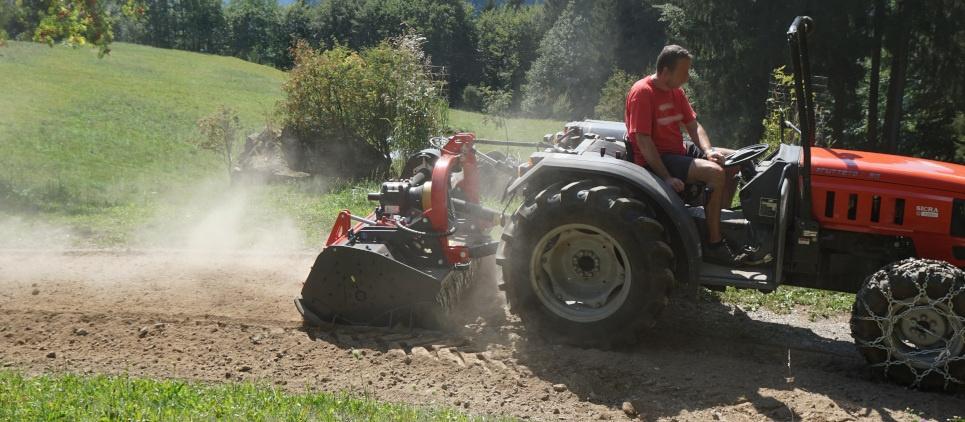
295, 133, 502, 328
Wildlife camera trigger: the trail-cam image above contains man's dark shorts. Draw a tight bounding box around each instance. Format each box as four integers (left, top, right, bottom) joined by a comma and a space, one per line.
648, 141, 704, 181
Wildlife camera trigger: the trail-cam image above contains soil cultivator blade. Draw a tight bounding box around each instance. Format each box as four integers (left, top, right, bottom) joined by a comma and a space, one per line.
295, 244, 462, 329
295, 133, 495, 330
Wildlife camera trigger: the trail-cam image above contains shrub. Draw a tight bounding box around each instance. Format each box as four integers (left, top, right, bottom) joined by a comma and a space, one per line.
281, 34, 447, 178
195, 105, 241, 179
760, 66, 796, 151
594, 69, 640, 121
482, 88, 513, 140
461, 84, 488, 111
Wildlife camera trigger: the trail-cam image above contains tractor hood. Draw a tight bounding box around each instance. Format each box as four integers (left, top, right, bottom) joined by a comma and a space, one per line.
810, 147, 965, 194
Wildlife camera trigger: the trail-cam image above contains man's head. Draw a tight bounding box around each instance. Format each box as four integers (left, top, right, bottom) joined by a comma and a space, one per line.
654, 45, 692, 88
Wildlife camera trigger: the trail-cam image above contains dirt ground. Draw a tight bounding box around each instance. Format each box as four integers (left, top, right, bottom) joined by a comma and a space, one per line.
0, 250, 962, 421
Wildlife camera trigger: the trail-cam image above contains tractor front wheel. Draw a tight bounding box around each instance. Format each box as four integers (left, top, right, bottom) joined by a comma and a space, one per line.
850, 258, 965, 390
498, 180, 675, 347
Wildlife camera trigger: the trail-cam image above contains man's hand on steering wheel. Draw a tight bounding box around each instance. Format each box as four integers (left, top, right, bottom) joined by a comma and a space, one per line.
705, 147, 726, 165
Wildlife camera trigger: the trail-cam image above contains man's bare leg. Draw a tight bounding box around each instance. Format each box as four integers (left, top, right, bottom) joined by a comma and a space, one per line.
714, 147, 740, 208
687, 158, 726, 243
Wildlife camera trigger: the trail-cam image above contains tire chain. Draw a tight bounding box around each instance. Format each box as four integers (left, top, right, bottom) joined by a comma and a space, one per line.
853, 260, 965, 389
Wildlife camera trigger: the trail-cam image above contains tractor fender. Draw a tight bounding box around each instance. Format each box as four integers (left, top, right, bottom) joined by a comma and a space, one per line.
504, 153, 702, 287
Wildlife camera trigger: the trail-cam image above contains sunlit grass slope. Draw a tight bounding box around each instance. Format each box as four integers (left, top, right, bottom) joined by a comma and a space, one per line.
0, 42, 564, 246
448, 109, 563, 142
0, 41, 286, 214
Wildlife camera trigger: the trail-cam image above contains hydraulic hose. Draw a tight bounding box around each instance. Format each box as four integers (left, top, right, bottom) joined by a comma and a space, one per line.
348, 214, 456, 238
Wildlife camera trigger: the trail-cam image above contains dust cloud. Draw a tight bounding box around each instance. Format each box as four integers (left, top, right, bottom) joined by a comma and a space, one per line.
133, 177, 308, 254
0, 178, 315, 308
0, 215, 77, 250
462, 256, 509, 324
0, 177, 510, 324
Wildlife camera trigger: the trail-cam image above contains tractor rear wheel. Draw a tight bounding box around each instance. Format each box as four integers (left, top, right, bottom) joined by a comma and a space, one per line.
498, 180, 675, 347
850, 258, 965, 390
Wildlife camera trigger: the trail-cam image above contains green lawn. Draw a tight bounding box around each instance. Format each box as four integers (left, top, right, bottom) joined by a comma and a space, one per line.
0, 41, 285, 215
0, 42, 561, 247
447, 109, 563, 143
0, 44, 395, 247
0, 371, 498, 421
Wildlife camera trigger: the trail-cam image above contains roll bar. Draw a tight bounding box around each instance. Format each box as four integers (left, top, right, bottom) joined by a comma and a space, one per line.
788, 16, 815, 220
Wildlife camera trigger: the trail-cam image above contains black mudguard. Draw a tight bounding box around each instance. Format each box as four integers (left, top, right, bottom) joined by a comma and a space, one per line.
504, 153, 702, 287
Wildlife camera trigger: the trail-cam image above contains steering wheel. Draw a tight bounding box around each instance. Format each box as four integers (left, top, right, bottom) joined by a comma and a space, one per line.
722, 143, 769, 167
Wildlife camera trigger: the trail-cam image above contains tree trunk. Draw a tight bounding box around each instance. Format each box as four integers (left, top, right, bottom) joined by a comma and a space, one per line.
882, 0, 910, 154
866, 0, 884, 149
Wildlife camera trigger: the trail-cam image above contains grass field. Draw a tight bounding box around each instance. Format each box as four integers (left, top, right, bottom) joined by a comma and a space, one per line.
0, 41, 562, 247
448, 109, 563, 143
0, 41, 297, 245
0, 41, 285, 214
0, 371, 497, 421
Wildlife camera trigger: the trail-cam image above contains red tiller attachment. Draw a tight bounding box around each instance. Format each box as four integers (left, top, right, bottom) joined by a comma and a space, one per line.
295, 133, 502, 328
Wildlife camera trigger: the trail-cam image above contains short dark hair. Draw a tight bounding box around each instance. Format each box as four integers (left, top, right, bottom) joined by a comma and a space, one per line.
655, 45, 692, 74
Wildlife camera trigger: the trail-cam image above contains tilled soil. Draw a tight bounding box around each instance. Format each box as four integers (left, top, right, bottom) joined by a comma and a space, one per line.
0, 250, 961, 421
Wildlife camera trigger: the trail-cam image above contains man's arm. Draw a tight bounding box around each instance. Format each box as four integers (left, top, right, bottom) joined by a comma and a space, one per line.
636, 133, 685, 192
685, 120, 724, 164
685, 120, 711, 152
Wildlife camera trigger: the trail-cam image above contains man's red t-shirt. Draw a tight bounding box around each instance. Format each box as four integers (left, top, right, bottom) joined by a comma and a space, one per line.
624, 75, 697, 165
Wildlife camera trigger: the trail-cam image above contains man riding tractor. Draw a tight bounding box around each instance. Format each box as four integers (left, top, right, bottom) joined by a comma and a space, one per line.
625, 44, 743, 266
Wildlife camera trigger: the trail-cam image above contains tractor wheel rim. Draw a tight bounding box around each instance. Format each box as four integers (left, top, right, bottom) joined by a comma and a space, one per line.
888, 300, 965, 369
530, 223, 631, 323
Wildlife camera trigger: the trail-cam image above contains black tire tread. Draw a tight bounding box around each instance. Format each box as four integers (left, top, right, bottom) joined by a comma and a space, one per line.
500, 180, 676, 348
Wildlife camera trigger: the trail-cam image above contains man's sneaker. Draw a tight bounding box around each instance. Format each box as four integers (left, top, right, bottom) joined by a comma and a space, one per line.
703, 239, 739, 267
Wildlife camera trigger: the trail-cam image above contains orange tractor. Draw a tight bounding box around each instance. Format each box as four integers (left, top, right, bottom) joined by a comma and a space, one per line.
296, 16, 965, 390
